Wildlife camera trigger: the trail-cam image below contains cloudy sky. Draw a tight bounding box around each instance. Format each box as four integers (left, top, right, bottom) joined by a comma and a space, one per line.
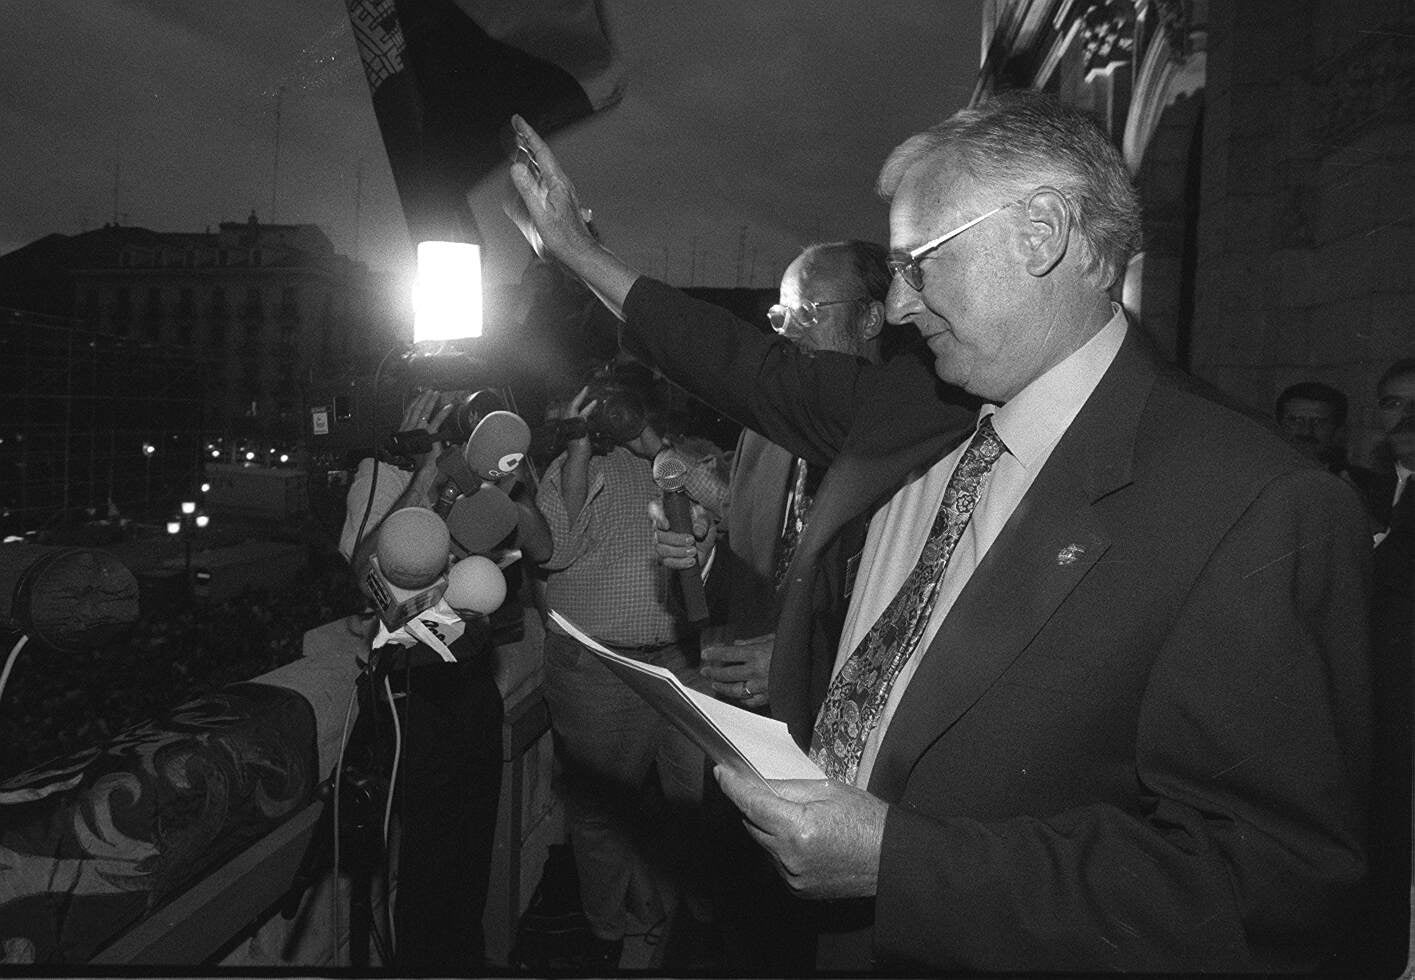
3, 1, 984, 293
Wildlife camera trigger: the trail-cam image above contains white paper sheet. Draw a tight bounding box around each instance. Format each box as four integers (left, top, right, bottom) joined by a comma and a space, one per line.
548, 610, 824, 790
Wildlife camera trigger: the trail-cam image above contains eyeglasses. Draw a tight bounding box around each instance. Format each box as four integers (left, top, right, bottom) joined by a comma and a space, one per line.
887, 199, 1023, 291
767, 298, 861, 333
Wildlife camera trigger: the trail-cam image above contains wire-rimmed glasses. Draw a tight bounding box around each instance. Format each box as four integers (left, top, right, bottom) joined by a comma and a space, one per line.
887, 199, 1024, 291
767, 297, 862, 333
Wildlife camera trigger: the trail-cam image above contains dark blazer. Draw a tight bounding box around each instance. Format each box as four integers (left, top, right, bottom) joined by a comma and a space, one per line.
706, 429, 870, 708
622, 278, 1375, 973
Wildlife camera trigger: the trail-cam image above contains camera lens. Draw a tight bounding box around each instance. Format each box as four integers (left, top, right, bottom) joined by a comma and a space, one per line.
435, 389, 506, 444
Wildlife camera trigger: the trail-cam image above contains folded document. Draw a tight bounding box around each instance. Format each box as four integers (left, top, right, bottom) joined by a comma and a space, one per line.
548, 610, 824, 794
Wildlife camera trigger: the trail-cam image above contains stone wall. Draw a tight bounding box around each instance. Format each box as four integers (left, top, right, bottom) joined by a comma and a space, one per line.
1191, 0, 1413, 464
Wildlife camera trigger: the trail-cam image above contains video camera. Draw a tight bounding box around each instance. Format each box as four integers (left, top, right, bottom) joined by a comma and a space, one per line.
546, 365, 657, 456
389, 389, 507, 458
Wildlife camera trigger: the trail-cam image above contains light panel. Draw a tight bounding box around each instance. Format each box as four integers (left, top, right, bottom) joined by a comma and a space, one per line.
413, 241, 483, 343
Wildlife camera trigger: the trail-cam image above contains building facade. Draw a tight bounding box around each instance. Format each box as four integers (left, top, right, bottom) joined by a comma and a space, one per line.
0, 215, 407, 527
974, 0, 1413, 463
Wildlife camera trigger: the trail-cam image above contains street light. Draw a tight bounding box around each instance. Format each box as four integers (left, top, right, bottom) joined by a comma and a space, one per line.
167, 500, 210, 590
142, 441, 156, 514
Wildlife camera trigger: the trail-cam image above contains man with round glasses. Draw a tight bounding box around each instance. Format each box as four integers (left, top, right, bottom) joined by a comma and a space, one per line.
503, 90, 1377, 974
652, 240, 891, 973
658, 241, 890, 713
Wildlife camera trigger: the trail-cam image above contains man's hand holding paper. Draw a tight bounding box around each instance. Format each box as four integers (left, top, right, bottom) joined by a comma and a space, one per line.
714, 765, 887, 900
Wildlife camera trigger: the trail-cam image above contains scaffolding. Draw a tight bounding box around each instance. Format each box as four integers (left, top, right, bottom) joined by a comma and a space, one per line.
0, 306, 207, 535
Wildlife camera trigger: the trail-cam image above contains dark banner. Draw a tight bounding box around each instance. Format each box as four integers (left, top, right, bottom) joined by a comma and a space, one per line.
346, 0, 621, 246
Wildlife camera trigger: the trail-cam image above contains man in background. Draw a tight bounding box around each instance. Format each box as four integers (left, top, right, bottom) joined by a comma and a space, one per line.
1343, 356, 1415, 976
534, 366, 726, 972
653, 239, 899, 973
1275, 379, 1355, 475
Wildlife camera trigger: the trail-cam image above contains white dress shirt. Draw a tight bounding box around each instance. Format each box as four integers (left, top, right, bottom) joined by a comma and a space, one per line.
834, 307, 1129, 787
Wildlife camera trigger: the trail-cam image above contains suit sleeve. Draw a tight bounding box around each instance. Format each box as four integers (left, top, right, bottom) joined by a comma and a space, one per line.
621, 276, 868, 468
872, 468, 1374, 973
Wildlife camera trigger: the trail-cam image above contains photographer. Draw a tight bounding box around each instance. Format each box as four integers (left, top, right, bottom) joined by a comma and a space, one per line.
534, 365, 726, 972
338, 387, 549, 973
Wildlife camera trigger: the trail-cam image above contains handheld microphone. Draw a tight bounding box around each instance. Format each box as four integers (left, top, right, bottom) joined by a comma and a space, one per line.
652, 452, 710, 624
434, 445, 481, 517
446, 484, 520, 557
366, 507, 450, 630
466, 411, 531, 481
433, 410, 531, 517
445, 555, 508, 615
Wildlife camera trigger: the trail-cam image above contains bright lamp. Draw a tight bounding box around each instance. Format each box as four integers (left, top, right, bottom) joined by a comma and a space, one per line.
413, 241, 482, 343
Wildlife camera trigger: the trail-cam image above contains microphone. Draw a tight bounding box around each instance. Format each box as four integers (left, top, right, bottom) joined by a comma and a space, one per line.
466, 411, 531, 481
366, 507, 450, 630
652, 452, 710, 624
433, 445, 481, 517
446, 484, 520, 557
433, 410, 532, 517
445, 555, 508, 615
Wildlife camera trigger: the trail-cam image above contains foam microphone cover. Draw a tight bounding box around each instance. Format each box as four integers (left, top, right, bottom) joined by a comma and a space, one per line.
445, 555, 507, 614
375, 507, 450, 588
446, 485, 520, 557
466, 411, 531, 481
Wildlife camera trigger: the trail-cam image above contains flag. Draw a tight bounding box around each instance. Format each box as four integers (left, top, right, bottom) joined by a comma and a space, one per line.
346, 0, 622, 246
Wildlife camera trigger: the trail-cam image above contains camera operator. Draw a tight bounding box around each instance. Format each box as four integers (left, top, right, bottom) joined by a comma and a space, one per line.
534, 365, 726, 972
338, 387, 549, 973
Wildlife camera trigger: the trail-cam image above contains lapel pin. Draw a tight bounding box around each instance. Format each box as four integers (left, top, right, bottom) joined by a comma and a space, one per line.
1056, 543, 1086, 566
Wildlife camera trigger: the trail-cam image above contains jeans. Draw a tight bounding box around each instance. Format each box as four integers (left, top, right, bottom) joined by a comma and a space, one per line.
542, 630, 709, 941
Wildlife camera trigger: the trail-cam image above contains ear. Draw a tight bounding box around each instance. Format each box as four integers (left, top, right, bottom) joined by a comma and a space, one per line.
859, 300, 884, 341
1020, 187, 1070, 277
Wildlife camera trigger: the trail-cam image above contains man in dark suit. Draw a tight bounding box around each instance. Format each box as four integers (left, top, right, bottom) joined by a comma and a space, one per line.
502, 92, 1375, 974
1345, 356, 1415, 975
663, 241, 894, 714
652, 240, 896, 974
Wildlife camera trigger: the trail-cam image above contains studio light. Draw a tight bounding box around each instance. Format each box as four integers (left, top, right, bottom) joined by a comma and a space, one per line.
413, 241, 482, 343
402, 241, 492, 389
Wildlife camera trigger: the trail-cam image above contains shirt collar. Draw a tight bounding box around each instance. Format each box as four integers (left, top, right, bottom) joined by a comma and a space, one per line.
985, 304, 1128, 470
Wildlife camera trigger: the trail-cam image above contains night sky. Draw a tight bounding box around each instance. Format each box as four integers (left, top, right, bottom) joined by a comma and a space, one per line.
3, 0, 984, 292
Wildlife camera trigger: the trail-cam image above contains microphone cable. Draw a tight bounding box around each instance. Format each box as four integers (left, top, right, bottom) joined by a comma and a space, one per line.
329, 672, 360, 967
380, 670, 404, 957
351, 345, 407, 566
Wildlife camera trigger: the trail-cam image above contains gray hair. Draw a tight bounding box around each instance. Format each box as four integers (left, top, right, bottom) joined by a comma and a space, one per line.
877, 89, 1140, 288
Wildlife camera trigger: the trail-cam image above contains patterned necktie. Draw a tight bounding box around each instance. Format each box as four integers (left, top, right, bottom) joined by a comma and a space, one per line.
773, 457, 811, 591
810, 414, 1008, 783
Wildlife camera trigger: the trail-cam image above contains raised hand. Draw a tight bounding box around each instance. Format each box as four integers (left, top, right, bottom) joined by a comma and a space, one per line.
503, 114, 596, 263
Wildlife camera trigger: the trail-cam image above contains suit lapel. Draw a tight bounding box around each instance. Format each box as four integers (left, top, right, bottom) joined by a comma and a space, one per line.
869, 329, 1158, 800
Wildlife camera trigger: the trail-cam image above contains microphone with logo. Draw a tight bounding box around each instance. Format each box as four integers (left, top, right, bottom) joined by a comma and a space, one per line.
652, 452, 710, 624
365, 506, 450, 631
433, 410, 533, 518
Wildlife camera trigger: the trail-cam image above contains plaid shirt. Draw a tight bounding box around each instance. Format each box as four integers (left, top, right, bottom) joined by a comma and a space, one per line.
538, 445, 723, 647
